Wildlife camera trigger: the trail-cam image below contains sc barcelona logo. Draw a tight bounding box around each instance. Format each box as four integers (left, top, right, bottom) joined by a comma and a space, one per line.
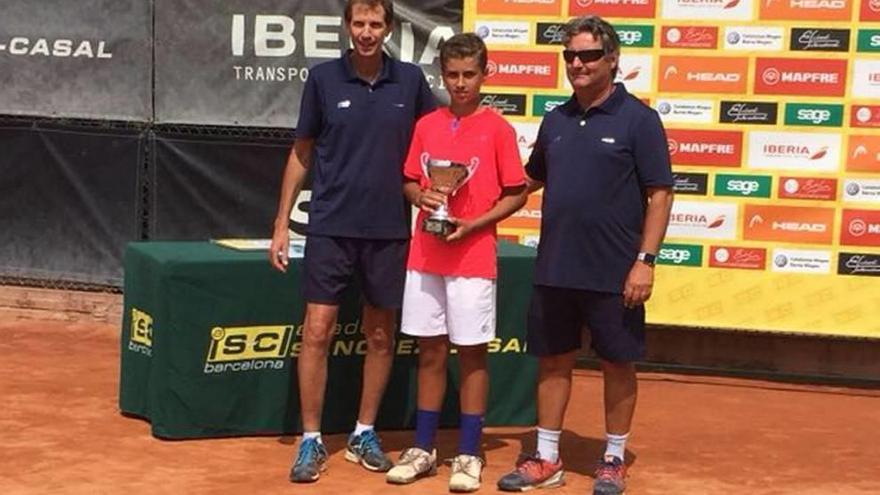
129, 308, 153, 357
205, 325, 294, 374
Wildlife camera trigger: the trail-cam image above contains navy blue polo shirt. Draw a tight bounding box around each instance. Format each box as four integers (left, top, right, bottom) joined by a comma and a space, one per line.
296, 50, 436, 239
526, 83, 673, 293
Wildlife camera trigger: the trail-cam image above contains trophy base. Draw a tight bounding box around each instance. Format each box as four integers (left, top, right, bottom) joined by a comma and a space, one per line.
423, 217, 455, 237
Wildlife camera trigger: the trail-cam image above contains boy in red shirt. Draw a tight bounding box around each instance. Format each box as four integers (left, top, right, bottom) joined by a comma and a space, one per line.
385, 33, 527, 492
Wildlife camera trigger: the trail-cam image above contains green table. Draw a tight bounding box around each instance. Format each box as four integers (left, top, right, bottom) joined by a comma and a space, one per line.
119, 241, 538, 439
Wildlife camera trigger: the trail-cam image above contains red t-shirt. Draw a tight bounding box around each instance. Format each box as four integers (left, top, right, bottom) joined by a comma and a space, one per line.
403, 107, 525, 278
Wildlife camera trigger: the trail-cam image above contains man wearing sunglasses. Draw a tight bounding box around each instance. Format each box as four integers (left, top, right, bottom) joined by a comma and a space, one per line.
497, 16, 673, 495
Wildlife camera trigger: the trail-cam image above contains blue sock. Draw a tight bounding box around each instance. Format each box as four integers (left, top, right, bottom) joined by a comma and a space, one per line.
458, 413, 483, 456
414, 409, 440, 452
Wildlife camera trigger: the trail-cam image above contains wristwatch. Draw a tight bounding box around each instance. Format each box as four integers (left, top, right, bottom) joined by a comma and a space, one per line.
637, 252, 657, 266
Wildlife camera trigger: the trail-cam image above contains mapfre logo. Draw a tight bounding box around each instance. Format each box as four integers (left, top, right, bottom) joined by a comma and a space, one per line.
499, 193, 542, 230
851, 105, 880, 128
760, 0, 852, 21
570, 0, 657, 18
129, 308, 153, 357
485, 51, 558, 88
861, 0, 880, 21
661, 26, 719, 49
841, 209, 880, 246
778, 177, 837, 200
666, 129, 743, 167
709, 246, 767, 270
755, 58, 847, 96
847, 135, 880, 173
743, 205, 835, 244
477, 0, 563, 15
659, 56, 748, 94
205, 325, 294, 374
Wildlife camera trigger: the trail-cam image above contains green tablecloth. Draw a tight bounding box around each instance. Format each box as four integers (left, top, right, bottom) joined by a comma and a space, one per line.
119, 241, 538, 439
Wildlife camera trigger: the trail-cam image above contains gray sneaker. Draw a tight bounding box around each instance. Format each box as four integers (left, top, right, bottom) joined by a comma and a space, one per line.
289, 437, 328, 483
385, 447, 437, 484
344, 430, 393, 472
449, 454, 484, 492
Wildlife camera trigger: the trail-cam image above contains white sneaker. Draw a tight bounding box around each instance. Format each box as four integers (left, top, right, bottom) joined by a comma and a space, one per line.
385, 447, 437, 484
449, 454, 483, 492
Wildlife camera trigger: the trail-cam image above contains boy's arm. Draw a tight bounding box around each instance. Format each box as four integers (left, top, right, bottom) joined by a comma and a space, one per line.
404, 179, 447, 212
445, 184, 528, 242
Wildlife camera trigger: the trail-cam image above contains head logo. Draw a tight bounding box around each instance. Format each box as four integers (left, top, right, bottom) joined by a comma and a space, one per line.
477, 0, 563, 15
570, 0, 656, 17
744, 205, 835, 244
659, 56, 748, 94
761, 0, 852, 21
664, 65, 679, 79
847, 135, 880, 172
500, 193, 543, 229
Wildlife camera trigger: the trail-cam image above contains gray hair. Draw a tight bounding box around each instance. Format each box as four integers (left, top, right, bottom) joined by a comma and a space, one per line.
561, 16, 621, 56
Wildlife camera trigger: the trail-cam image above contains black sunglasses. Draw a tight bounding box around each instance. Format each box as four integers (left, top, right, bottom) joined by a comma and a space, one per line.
562, 49, 606, 64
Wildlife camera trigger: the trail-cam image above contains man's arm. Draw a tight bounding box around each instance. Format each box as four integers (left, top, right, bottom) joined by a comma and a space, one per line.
446, 184, 528, 242
623, 186, 674, 308
269, 138, 314, 272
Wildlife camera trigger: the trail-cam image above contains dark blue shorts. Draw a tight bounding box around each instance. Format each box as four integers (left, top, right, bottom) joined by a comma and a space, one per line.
302, 235, 408, 309
526, 285, 645, 363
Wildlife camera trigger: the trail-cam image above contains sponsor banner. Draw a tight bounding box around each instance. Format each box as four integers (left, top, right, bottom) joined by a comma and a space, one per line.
475, 20, 530, 45
840, 209, 880, 246
570, 0, 657, 18
743, 204, 835, 244
667, 129, 743, 167
748, 131, 841, 172
614, 54, 653, 93
655, 98, 715, 124
535, 22, 565, 45
532, 94, 569, 117
719, 101, 778, 125
760, 0, 853, 21
857, 30, 880, 53
754, 58, 847, 97
672, 172, 710, 195
851, 59, 880, 99
666, 200, 738, 240
714, 174, 773, 198
783, 103, 844, 127
789, 28, 850, 52
660, 0, 753, 20
847, 135, 880, 173
778, 176, 838, 200
659, 56, 748, 94
771, 248, 832, 274
512, 121, 540, 163
616, 25, 655, 48
499, 193, 542, 230
851, 105, 880, 128
479, 93, 527, 116
861, 0, 880, 21
477, 0, 562, 15
0, 0, 151, 120
486, 50, 558, 88
658, 243, 703, 266
838, 252, 880, 276
723, 26, 784, 51
709, 246, 767, 270
661, 26, 719, 49
843, 179, 880, 203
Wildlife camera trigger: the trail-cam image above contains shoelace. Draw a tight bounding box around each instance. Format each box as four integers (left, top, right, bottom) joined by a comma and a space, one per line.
452, 456, 481, 478
296, 439, 322, 465
596, 461, 623, 481
516, 455, 547, 478
358, 431, 384, 457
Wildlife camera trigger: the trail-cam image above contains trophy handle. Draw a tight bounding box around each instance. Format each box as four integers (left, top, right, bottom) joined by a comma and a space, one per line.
460, 157, 480, 188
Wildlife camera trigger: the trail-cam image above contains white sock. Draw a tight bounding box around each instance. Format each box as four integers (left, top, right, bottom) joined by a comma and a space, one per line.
353, 421, 374, 436
536, 427, 561, 463
303, 431, 323, 444
604, 432, 629, 462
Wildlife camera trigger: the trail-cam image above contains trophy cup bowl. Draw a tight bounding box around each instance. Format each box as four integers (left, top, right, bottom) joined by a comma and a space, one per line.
421, 154, 479, 237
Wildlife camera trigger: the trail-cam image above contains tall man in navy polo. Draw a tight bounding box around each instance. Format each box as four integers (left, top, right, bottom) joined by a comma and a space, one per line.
497, 16, 674, 495
269, 0, 435, 484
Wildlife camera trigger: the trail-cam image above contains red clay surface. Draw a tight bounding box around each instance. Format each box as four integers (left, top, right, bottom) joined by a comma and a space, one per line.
2, 319, 879, 494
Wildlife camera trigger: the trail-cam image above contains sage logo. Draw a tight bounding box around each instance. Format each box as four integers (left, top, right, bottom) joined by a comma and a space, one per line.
205, 325, 294, 374
479, 93, 526, 116
672, 172, 709, 195
658, 243, 702, 267
536, 23, 565, 45
129, 308, 153, 357
532, 94, 569, 117
715, 174, 772, 198
784, 103, 843, 127
719, 101, 778, 124
615, 25, 654, 47
790, 28, 850, 52
857, 30, 880, 52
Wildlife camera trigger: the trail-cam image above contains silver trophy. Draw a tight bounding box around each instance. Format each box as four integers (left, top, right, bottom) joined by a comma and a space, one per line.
420, 153, 480, 237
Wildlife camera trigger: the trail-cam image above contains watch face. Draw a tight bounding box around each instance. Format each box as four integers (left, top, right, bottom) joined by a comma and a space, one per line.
639, 252, 656, 265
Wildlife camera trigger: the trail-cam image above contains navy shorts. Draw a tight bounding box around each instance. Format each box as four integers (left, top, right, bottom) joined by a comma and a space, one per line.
526, 285, 645, 363
302, 236, 409, 309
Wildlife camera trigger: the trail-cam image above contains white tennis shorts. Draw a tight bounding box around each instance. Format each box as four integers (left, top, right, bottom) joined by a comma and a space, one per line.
400, 269, 496, 346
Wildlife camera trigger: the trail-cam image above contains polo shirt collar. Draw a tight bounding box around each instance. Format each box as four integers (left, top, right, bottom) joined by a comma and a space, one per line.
563, 82, 628, 116
340, 49, 395, 84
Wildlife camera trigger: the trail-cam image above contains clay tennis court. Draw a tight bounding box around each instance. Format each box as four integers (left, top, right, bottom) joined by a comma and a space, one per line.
2, 315, 879, 494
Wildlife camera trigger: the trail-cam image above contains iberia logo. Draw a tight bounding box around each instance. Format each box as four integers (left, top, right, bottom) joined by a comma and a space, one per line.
485, 51, 558, 89
499, 192, 543, 230
661, 26, 719, 49
709, 246, 767, 270
743, 205, 835, 244
659, 56, 748, 94
477, 0, 563, 15
847, 135, 880, 173
570, 0, 657, 18
861, 0, 880, 21
841, 209, 880, 246
760, 0, 852, 21
778, 177, 837, 200
755, 58, 847, 96
851, 105, 880, 128
666, 129, 743, 167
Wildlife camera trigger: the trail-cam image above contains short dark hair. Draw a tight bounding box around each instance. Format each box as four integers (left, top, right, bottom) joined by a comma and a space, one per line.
562, 16, 620, 73
439, 33, 488, 72
344, 0, 394, 26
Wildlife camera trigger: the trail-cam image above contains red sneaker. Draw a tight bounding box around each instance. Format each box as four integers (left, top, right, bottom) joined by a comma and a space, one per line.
497, 453, 565, 491
593, 455, 627, 494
